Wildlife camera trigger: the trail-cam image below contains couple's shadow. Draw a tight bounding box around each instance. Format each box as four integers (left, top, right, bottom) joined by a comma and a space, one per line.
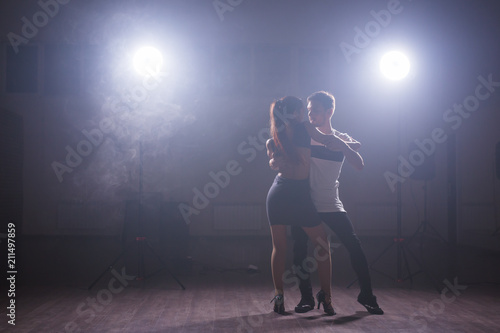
300, 311, 371, 324
164, 310, 371, 332
231, 310, 371, 331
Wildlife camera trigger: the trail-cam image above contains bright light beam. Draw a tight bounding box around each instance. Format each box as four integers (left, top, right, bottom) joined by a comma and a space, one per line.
133, 47, 163, 76
380, 51, 410, 81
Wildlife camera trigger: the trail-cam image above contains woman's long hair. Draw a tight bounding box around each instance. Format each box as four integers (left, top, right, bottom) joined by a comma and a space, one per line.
269, 96, 303, 164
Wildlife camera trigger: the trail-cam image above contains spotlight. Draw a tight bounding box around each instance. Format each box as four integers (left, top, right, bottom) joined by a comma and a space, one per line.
380, 51, 410, 81
133, 46, 163, 76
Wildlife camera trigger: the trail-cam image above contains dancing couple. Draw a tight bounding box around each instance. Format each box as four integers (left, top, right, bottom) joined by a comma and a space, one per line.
266, 91, 383, 316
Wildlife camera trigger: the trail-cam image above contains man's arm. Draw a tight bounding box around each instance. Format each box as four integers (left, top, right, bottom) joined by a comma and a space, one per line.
347, 141, 361, 151
335, 131, 361, 151
333, 131, 364, 170
303, 122, 345, 150
267, 130, 364, 171
338, 140, 364, 170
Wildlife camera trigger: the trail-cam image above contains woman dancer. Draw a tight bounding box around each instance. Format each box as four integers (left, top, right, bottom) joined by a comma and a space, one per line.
266, 96, 343, 315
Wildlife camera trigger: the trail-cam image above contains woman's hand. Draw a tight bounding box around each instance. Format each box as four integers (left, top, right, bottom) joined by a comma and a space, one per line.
269, 157, 280, 170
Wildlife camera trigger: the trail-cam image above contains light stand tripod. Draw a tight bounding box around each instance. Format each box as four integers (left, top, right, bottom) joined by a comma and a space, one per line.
346, 180, 420, 288
88, 141, 185, 290
347, 51, 445, 292
347, 162, 444, 292
402, 181, 448, 291
347, 95, 417, 288
348, 92, 441, 293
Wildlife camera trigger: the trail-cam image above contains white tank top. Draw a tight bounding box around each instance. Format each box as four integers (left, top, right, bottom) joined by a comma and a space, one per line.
309, 129, 347, 213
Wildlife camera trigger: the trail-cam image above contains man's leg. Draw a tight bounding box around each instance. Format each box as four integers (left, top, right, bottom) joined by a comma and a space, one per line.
319, 212, 384, 314
291, 225, 315, 312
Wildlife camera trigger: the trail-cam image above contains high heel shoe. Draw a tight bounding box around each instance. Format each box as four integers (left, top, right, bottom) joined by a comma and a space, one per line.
316, 290, 336, 316
270, 294, 285, 314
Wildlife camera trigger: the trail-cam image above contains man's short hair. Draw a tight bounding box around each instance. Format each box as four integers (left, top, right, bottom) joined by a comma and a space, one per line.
307, 91, 335, 111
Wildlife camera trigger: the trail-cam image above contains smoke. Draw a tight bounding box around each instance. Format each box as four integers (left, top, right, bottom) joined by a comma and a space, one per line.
52, 2, 212, 202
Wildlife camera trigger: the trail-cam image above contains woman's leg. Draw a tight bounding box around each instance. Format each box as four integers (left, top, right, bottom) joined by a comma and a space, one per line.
270, 225, 288, 295
302, 225, 331, 298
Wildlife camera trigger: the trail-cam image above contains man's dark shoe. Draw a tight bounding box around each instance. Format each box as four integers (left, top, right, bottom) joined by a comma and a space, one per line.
357, 295, 384, 315
294, 297, 315, 313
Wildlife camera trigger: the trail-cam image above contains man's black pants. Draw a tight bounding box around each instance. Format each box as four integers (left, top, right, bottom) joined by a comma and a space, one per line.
291, 211, 373, 298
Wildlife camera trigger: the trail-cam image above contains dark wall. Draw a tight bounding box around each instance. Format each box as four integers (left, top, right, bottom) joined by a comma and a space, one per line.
0, 0, 499, 244
0, 109, 23, 233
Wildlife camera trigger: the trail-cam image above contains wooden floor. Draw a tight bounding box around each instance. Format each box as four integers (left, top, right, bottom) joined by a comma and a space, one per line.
3, 269, 500, 333
2, 234, 500, 332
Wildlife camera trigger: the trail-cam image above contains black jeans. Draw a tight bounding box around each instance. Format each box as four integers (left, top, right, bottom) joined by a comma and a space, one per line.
291, 212, 373, 297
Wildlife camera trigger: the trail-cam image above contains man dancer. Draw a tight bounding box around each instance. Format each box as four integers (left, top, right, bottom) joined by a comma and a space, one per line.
270, 91, 383, 315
